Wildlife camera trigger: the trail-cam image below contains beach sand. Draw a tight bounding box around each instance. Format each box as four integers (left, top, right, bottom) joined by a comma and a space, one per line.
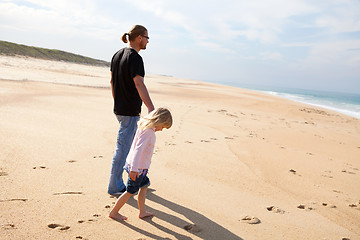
1, 56, 359, 240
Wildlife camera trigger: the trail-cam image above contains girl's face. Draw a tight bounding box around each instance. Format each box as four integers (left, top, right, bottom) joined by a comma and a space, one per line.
155, 126, 165, 132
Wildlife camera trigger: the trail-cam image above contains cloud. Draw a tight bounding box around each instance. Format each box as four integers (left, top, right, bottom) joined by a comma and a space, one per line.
122, 0, 192, 31
197, 41, 233, 53
315, 0, 360, 33
203, 0, 316, 43
305, 40, 360, 65
260, 52, 283, 61
5, 0, 358, 56
0, 0, 125, 41
121, 0, 318, 49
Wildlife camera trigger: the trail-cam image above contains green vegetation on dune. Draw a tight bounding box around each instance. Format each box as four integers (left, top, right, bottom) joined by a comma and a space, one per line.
0, 40, 109, 67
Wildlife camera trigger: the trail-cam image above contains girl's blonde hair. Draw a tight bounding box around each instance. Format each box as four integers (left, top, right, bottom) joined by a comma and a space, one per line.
121, 25, 147, 43
138, 107, 173, 130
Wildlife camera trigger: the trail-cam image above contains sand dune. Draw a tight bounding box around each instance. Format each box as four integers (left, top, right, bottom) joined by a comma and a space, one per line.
1, 56, 359, 239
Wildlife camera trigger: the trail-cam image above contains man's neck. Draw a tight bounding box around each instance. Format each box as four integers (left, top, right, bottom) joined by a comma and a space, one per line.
129, 43, 140, 53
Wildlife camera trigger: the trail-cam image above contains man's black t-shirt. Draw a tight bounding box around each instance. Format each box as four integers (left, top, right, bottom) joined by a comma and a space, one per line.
110, 48, 145, 116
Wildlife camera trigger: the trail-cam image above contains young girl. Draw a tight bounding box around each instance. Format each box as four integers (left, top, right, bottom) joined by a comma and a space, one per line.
109, 107, 172, 221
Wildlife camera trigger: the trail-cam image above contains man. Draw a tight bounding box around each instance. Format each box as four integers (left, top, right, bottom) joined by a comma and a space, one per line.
108, 25, 155, 195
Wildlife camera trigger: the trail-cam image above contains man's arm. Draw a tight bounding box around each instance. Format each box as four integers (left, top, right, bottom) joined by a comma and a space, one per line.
110, 72, 114, 99
133, 75, 155, 113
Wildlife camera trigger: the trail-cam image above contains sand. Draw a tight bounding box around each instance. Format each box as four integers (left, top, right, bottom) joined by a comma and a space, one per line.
0, 56, 359, 240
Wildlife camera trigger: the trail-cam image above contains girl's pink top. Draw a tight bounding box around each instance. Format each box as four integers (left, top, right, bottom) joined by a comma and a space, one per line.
124, 128, 156, 172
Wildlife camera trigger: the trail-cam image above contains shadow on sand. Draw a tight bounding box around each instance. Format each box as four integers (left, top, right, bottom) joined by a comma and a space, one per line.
114, 189, 243, 240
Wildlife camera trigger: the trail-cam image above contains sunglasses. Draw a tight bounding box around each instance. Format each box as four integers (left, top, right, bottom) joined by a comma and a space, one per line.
142, 35, 149, 40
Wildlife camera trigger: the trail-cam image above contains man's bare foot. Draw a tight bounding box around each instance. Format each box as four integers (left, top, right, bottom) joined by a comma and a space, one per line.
139, 211, 154, 219
109, 212, 128, 221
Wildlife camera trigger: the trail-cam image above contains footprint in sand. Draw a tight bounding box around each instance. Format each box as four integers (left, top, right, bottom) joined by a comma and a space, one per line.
0, 171, 8, 176
183, 223, 201, 233
322, 203, 336, 208
226, 113, 238, 118
289, 169, 302, 176
2, 223, 16, 229
297, 204, 315, 210
47, 223, 70, 231
78, 219, 97, 223
78, 214, 101, 224
322, 174, 334, 178
248, 132, 258, 138
349, 201, 360, 209
33, 166, 47, 169
341, 170, 356, 175
241, 216, 261, 224
343, 163, 359, 174
0, 198, 28, 203
267, 206, 285, 214
53, 192, 83, 195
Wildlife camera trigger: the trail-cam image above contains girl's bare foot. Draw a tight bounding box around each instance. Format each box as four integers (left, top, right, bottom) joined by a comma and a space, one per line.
139, 211, 154, 219
109, 212, 128, 221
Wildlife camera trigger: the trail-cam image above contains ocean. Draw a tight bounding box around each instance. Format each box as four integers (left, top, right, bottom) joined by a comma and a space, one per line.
216, 82, 360, 119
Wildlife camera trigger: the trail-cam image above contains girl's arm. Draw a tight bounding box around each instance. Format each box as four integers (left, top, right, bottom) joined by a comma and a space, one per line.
129, 171, 139, 181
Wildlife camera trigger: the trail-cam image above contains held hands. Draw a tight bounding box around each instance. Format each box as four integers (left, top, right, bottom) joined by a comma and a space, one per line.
129, 171, 139, 181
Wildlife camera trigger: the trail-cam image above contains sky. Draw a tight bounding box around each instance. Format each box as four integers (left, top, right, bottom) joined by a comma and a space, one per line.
1, 0, 360, 93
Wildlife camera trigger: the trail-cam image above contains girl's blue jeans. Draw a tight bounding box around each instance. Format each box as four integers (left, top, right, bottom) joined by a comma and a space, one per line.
107, 115, 139, 195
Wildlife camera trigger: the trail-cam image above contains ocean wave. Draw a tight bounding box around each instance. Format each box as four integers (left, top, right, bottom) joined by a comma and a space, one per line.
261, 90, 360, 119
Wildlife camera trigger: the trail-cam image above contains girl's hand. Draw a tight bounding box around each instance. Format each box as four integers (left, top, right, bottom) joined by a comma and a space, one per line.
129, 171, 139, 181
